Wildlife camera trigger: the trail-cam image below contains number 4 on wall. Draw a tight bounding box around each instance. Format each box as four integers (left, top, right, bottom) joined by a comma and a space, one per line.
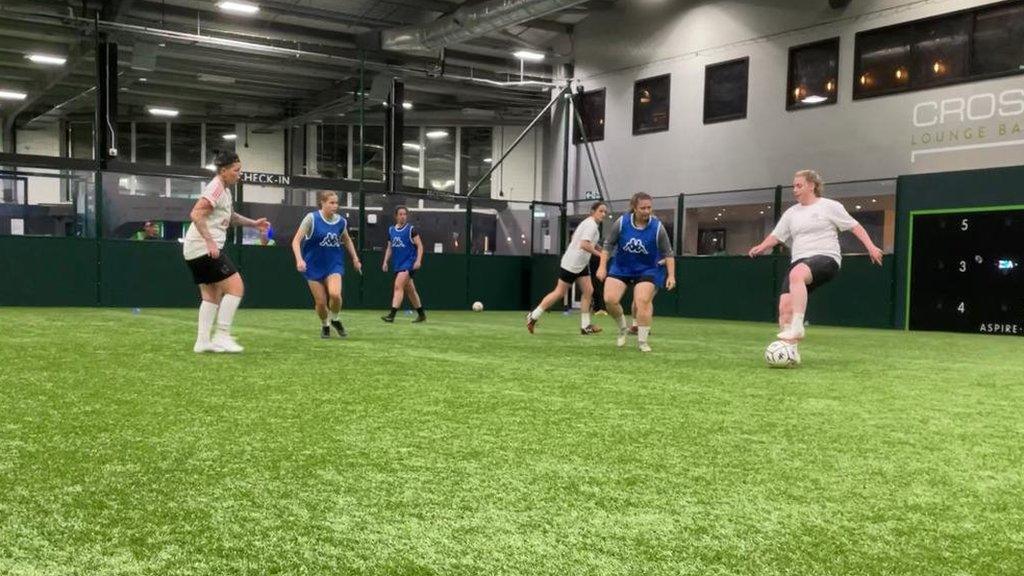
958, 302, 966, 314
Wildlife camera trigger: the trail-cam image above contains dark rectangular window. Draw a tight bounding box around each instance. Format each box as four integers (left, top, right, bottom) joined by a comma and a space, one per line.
972, 2, 1024, 76
401, 126, 420, 188
170, 123, 201, 167
205, 123, 236, 168
68, 121, 93, 159
633, 74, 671, 135
704, 57, 749, 123
855, 1, 1024, 100
316, 124, 348, 179
116, 122, 131, 161
135, 122, 167, 165
460, 127, 492, 196
354, 125, 384, 182
912, 13, 971, 89
424, 126, 455, 192
787, 37, 839, 110
854, 27, 912, 97
573, 89, 605, 143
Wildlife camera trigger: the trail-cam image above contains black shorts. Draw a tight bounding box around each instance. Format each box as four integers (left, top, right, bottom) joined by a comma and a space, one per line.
186, 252, 238, 285
608, 274, 657, 287
558, 267, 589, 283
781, 255, 839, 295
395, 269, 417, 279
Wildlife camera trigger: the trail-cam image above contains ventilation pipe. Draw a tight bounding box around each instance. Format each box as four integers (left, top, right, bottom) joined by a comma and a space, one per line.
380, 0, 585, 53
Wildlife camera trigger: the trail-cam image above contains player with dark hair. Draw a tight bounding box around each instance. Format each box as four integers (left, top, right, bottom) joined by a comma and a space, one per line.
381, 205, 426, 323
527, 200, 608, 334
292, 190, 362, 338
749, 169, 883, 345
184, 150, 270, 353
597, 192, 676, 352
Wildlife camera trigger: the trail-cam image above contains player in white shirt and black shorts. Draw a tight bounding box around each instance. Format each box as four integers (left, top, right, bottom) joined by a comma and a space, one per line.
183, 151, 271, 353
526, 201, 609, 335
749, 170, 883, 345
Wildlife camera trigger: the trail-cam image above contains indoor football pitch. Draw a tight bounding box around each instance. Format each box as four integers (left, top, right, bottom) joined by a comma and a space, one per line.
1, 308, 1021, 575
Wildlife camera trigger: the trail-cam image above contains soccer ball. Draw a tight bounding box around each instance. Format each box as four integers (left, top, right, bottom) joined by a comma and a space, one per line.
764, 340, 799, 368
472, 301, 484, 312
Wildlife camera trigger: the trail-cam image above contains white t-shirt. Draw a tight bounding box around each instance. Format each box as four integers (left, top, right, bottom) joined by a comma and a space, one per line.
183, 177, 233, 260
560, 217, 600, 273
771, 197, 858, 265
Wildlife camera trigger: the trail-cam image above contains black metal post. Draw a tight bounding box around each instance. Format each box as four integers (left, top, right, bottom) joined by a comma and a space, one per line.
560, 82, 570, 253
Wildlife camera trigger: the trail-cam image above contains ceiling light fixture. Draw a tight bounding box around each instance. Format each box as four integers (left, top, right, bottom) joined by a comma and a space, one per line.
148, 107, 179, 117
27, 54, 66, 66
513, 50, 545, 62
426, 130, 449, 139
0, 90, 28, 100
223, 134, 237, 141
402, 102, 413, 110
217, 1, 259, 15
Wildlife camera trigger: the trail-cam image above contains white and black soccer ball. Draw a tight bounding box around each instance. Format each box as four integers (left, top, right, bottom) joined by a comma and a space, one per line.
765, 340, 799, 368
472, 301, 484, 312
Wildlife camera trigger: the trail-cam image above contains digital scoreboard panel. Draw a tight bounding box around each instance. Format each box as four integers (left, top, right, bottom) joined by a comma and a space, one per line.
909, 207, 1024, 336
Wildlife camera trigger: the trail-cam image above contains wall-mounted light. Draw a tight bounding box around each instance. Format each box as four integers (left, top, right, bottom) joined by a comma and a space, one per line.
932, 60, 947, 76
895, 67, 908, 82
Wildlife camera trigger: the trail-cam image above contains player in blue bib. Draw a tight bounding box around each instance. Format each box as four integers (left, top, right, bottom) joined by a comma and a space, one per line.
291, 191, 362, 338
381, 205, 426, 323
597, 192, 676, 352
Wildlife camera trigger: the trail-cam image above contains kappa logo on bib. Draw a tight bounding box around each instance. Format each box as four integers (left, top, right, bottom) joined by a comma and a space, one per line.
391, 237, 406, 248
622, 238, 649, 255
320, 233, 341, 247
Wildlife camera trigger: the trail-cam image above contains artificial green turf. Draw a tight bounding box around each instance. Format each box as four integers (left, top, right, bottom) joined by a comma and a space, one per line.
1, 308, 1022, 575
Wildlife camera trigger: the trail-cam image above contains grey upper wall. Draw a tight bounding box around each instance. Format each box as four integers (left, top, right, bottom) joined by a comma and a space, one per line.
553, 0, 1024, 202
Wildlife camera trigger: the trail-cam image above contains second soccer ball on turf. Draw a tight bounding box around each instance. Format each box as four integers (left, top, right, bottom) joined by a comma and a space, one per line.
764, 340, 799, 368
472, 301, 484, 312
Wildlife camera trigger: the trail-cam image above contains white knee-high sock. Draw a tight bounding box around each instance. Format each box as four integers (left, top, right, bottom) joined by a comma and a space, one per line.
217, 294, 242, 334
197, 301, 219, 343
581, 312, 591, 328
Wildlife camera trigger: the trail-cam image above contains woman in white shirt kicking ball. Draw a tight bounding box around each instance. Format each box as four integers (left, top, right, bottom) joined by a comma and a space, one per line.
749, 169, 883, 343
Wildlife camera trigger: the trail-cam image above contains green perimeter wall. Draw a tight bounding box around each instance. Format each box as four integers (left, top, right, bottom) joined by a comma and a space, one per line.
9, 164, 1024, 329
0, 237, 895, 329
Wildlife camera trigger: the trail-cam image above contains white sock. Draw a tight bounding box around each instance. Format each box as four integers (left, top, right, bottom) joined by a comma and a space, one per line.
197, 301, 218, 343
616, 314, 628, 331
631, 319, 638, 328
330, 311, 340, 322
638, 326, 650, 343
792, 313, 805, 329
530, 306, 544, 320
581, 312, 591, 328
216, 294, 242, 334
321, 316, 329, 327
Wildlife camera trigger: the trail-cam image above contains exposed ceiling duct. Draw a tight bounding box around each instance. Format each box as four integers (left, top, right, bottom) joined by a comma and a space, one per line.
379, 0, 586, 53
